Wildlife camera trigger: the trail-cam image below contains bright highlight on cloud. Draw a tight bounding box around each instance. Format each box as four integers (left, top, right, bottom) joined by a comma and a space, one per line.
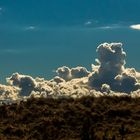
0, 43, 140, 104
130, 24, 140, 30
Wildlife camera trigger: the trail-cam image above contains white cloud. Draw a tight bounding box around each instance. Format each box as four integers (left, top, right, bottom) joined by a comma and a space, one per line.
56, 66, 90, 81
130, 24, 140, 30
0, 42, 140, 104
7, 73, 37, 96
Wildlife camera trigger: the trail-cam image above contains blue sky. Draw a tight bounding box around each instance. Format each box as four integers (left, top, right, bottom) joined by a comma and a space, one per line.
0, 0, 140, 26
0, 0, 140, 83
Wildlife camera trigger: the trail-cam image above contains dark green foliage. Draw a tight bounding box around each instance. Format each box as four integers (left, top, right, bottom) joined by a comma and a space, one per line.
119, 124, 128, 140
0, 96, 139, 140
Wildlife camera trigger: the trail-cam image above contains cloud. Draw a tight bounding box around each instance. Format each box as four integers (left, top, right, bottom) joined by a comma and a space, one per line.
0, 49, 22, 54
84, 21, 92, 26
98, 26, 113, 29
115, 69, 140, 93
0, 42, 140, 104
98, 24, 121, 30
130, 24, 140, 30
50, 76, 65, 83
24, 26, 37, 31
88, 43, 140, 93
56, 66, 71, 81
0, 7, 4, 15
101, 84, 111, 93
84, 20, 99, 27
56, 66, 90, 81
7, 73, 37, 96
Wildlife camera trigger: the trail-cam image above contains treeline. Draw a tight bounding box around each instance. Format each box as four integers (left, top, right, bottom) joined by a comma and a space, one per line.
0, 96, 140, 140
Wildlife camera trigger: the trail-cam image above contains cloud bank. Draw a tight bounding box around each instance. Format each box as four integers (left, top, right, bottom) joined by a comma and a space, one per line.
0, 42, 140, 104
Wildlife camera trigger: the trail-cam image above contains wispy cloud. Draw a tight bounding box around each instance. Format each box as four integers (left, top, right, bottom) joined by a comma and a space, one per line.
84, 21, 92, 26
0, 48, 33, 54
130, 24, 140, 30
98, 24, 122, 30
0, 7, 3, 15
84, 20, 98, 27
98, 26, 113, 29
24, 26, 37, 31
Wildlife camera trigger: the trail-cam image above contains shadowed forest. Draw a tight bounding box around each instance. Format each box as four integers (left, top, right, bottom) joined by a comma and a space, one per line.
0, 96, 139, 140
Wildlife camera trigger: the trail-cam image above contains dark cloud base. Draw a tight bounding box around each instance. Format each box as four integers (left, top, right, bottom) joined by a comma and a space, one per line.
0, 42, 140, 104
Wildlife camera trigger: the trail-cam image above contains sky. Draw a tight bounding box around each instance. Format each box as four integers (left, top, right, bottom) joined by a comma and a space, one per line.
0, 0, 140, 80
0, 0, 140, 27
0, 1, 140, 102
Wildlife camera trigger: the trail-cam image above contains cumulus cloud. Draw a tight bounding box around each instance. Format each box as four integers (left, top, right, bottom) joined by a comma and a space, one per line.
56, 66, 71, 81
50, 76, 65, 84
101, 84, 111, 93
88, 42, 140, 93
130, 24, 140, 30
115, 69, 140, 93
56, 66, 90, 81
88, 43, 125, 87
7, 73, 37, 96
0, 42, 140, 104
